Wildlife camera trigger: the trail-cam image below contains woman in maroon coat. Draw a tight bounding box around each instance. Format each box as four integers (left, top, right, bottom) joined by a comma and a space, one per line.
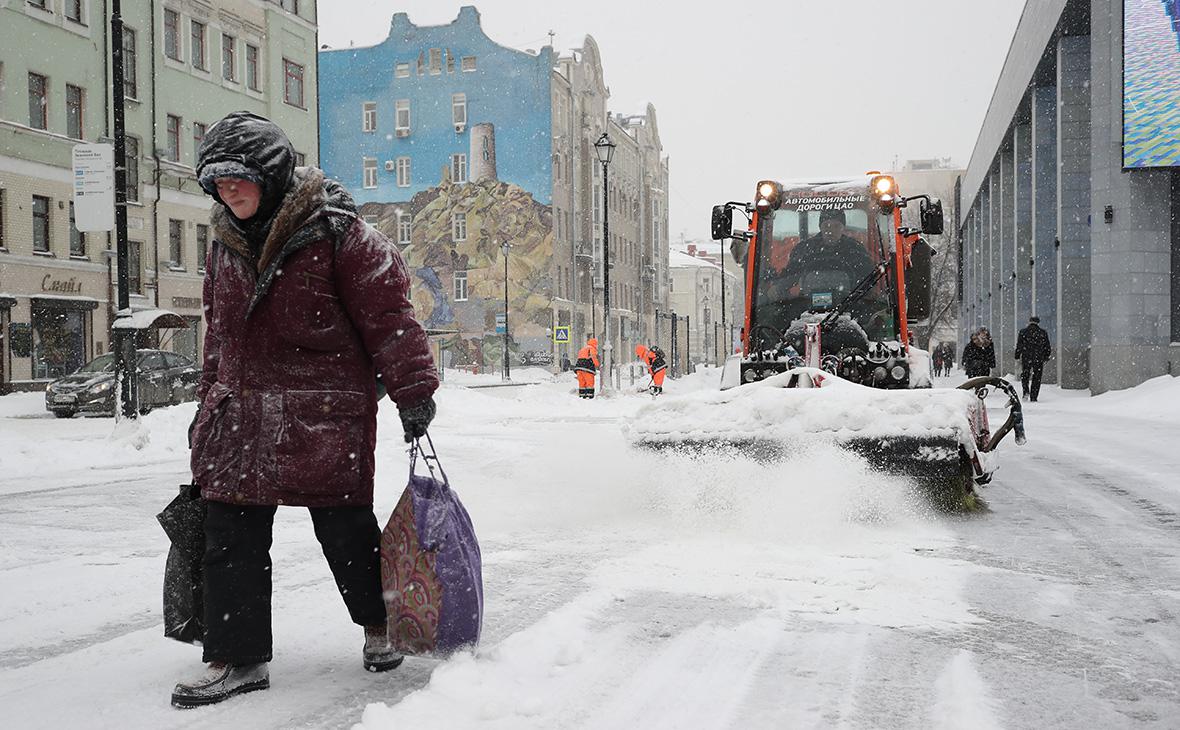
172, 112, 439, 708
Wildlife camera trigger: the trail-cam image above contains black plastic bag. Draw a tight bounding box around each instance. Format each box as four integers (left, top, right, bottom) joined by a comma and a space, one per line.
157, 484, 206, 644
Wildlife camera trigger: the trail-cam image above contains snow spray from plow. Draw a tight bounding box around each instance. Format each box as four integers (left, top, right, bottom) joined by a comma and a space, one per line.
625, 369, 1025, 511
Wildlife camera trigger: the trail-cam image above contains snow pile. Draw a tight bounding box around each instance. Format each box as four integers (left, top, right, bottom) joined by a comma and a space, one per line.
626, 368, 977, 449
1054, 373, 1180, 422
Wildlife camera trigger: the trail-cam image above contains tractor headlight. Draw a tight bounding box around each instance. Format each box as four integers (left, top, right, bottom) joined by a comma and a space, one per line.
754, 180, 782, 210
873, 366, 888, 382
890, 365, 907, 381
743, 368, 758, 383
870, 174, 898, 213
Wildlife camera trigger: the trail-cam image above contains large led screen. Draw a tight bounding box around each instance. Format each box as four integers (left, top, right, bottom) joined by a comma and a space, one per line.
1124, 0, 1180, 167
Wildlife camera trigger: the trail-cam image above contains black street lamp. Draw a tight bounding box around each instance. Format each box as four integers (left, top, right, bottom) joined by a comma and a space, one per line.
593, 132, 615, 393
501, 241, 510, 381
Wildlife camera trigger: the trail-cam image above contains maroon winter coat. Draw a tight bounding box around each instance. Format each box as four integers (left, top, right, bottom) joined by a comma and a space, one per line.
190, 167, 438, 507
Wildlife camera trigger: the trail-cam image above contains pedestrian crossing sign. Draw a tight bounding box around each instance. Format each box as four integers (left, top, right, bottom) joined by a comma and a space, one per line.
553, 326, 570, 343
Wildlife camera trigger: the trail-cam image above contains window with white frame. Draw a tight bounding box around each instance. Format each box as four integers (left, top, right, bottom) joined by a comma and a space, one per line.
362, 101, 376, 132
28, 72, 47, 130
362, 157, 377, 189
283, 58, 304, 107
362, 214, 378, 226
395, 99, 410, 133
191, 20, 207, 71
428, 48, 442, 74
451, 93, 466, 127
65, 0, 84, 23
164, 9, 181, 61
395, 156, 410, 187
450, 153, 466, 183
123, 27, 138, 99
397, 213, 411, 245
169, 218, 184, 268
395, 62, 410, 78
245, 43, 261, 91
222, 33, 236, 81
451, 212, 467, 242
460, 56, 476, 72
196, 224, 208, 271
166, 114, 181, 162
453, 270, 468, 301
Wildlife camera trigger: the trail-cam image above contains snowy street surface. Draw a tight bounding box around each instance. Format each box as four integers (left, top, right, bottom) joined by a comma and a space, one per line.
2, 368, 1180, 729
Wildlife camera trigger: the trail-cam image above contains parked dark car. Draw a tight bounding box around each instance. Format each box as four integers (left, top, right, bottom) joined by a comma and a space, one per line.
45, 349, 200, 418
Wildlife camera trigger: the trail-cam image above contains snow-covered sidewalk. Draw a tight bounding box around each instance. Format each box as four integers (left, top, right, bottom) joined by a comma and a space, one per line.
2, 370, 1179, 728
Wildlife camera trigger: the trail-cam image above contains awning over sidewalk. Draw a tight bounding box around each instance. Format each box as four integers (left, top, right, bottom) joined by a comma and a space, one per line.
111, 308, 190, 330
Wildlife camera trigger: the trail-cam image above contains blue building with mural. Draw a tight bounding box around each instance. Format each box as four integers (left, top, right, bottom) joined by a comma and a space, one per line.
319, 7, 554, 204
319, 6, 672, 374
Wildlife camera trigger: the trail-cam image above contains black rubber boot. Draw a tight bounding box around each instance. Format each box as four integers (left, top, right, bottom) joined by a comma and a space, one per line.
171, 662, 269, 708
363, 625, 405, 672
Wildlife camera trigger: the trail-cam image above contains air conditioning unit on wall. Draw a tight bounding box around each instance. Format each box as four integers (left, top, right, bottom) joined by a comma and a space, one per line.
384, 160, 395, 171
395, 128, 410, 138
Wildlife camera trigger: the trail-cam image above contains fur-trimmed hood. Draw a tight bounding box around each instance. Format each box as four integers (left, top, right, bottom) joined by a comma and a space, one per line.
211, 167, 357, 315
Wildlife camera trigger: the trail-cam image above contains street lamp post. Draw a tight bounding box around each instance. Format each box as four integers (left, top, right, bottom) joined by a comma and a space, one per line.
502, 241, 510, 381
594, 132, 615, 393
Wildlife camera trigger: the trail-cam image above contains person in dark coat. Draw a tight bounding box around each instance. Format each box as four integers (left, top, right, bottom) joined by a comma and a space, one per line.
776, 208, 874, 298
1015, 315, 1051, 402
941, 342, 955, 374
172, 112, 439, 708
962, 329, 995, 377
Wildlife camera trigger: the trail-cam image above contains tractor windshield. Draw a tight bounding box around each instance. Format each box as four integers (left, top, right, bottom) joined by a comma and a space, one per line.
753, 190, 892, 342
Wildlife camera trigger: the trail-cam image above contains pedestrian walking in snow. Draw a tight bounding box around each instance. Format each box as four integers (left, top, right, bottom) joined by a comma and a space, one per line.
574, 337, 599, 398
173, 111, 439, 708
931, 347, 945, 378
941, 343, 955, 376
1015, 315, 1051, 402
962, 329, 996, 378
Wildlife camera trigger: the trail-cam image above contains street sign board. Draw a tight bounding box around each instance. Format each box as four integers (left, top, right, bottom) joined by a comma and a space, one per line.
553, 326, 570, 343
72, 143, 115, 232
494, 312, 506, 334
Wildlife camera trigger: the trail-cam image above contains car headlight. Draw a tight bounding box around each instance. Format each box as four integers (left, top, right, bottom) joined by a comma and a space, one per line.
89, 381, 113, 395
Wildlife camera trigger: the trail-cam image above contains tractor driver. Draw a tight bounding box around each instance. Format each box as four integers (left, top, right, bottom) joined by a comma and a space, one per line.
777, 208, 874, 300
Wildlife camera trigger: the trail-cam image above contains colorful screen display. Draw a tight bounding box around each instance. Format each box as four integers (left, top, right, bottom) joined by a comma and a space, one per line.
1123, 0, 1180, 167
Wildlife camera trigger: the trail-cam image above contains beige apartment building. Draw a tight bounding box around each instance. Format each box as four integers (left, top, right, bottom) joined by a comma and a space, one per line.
0, 0, 317, 392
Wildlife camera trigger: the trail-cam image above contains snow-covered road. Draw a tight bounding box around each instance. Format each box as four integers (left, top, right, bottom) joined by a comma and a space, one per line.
1, 369, 1178, 729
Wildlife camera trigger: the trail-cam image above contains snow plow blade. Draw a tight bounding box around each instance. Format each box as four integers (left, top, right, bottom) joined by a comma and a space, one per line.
625, 368, 1015, 510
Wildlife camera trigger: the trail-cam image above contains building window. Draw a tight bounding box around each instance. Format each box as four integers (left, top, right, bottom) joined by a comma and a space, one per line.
452, 212, 467, 242
395, 62, 410, 78
363, 157, 377, 189
245, 44, 260, 91
452, 93, 466, 128
460, 56, 476, 72
283, 58, 304, 107
417, 51, 426, 75
125, 136, 140, 202
166, 114, 181, 162
395, 99, 410, 134
28, 72, 47, 130
446, 49, 455, 73
429, 48, 442, 75
280, 0, 298, 13
196, 224, 208, 272
222, 34, 236, 81
169, 219, 184, 268
396, 157, 411, 187
450, 153, 467, 183
453, 270, 468, 301
362, 101, 376, 132
66, 84, 84, 140
191, 20, 207, 70
193, 122, 206, 160
68, 202, 86, 257
128, 241, 142, 294
32, 195, 50, 253
123, 27, 138, 99
397, 213, 411, 246
164, 9, 181, 60
294, 151, 305, 166
65, 0, 83, 25
0, 189, 5, 250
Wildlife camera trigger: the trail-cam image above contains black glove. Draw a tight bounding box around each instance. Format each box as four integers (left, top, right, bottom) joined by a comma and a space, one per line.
399, 397, 436, 443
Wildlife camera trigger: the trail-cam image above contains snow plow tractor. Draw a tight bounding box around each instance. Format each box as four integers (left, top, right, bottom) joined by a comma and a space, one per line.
629, 175, 1025, 508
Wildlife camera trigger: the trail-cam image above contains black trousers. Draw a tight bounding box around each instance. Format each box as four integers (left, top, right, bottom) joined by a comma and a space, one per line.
1021, 360, 1045, 401
201, 502, 386, 665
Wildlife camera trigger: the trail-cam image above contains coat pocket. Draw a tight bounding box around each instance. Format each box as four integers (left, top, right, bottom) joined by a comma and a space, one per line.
274, 390, 370, 494
190, 383, 240, 490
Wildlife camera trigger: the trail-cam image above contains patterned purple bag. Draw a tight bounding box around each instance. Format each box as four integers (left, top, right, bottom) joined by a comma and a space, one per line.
380, 435, 483, 656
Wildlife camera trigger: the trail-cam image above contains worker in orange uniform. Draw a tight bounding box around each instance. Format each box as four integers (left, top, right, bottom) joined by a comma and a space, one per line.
574, 337, 599, 399
634, 344, 667, 395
